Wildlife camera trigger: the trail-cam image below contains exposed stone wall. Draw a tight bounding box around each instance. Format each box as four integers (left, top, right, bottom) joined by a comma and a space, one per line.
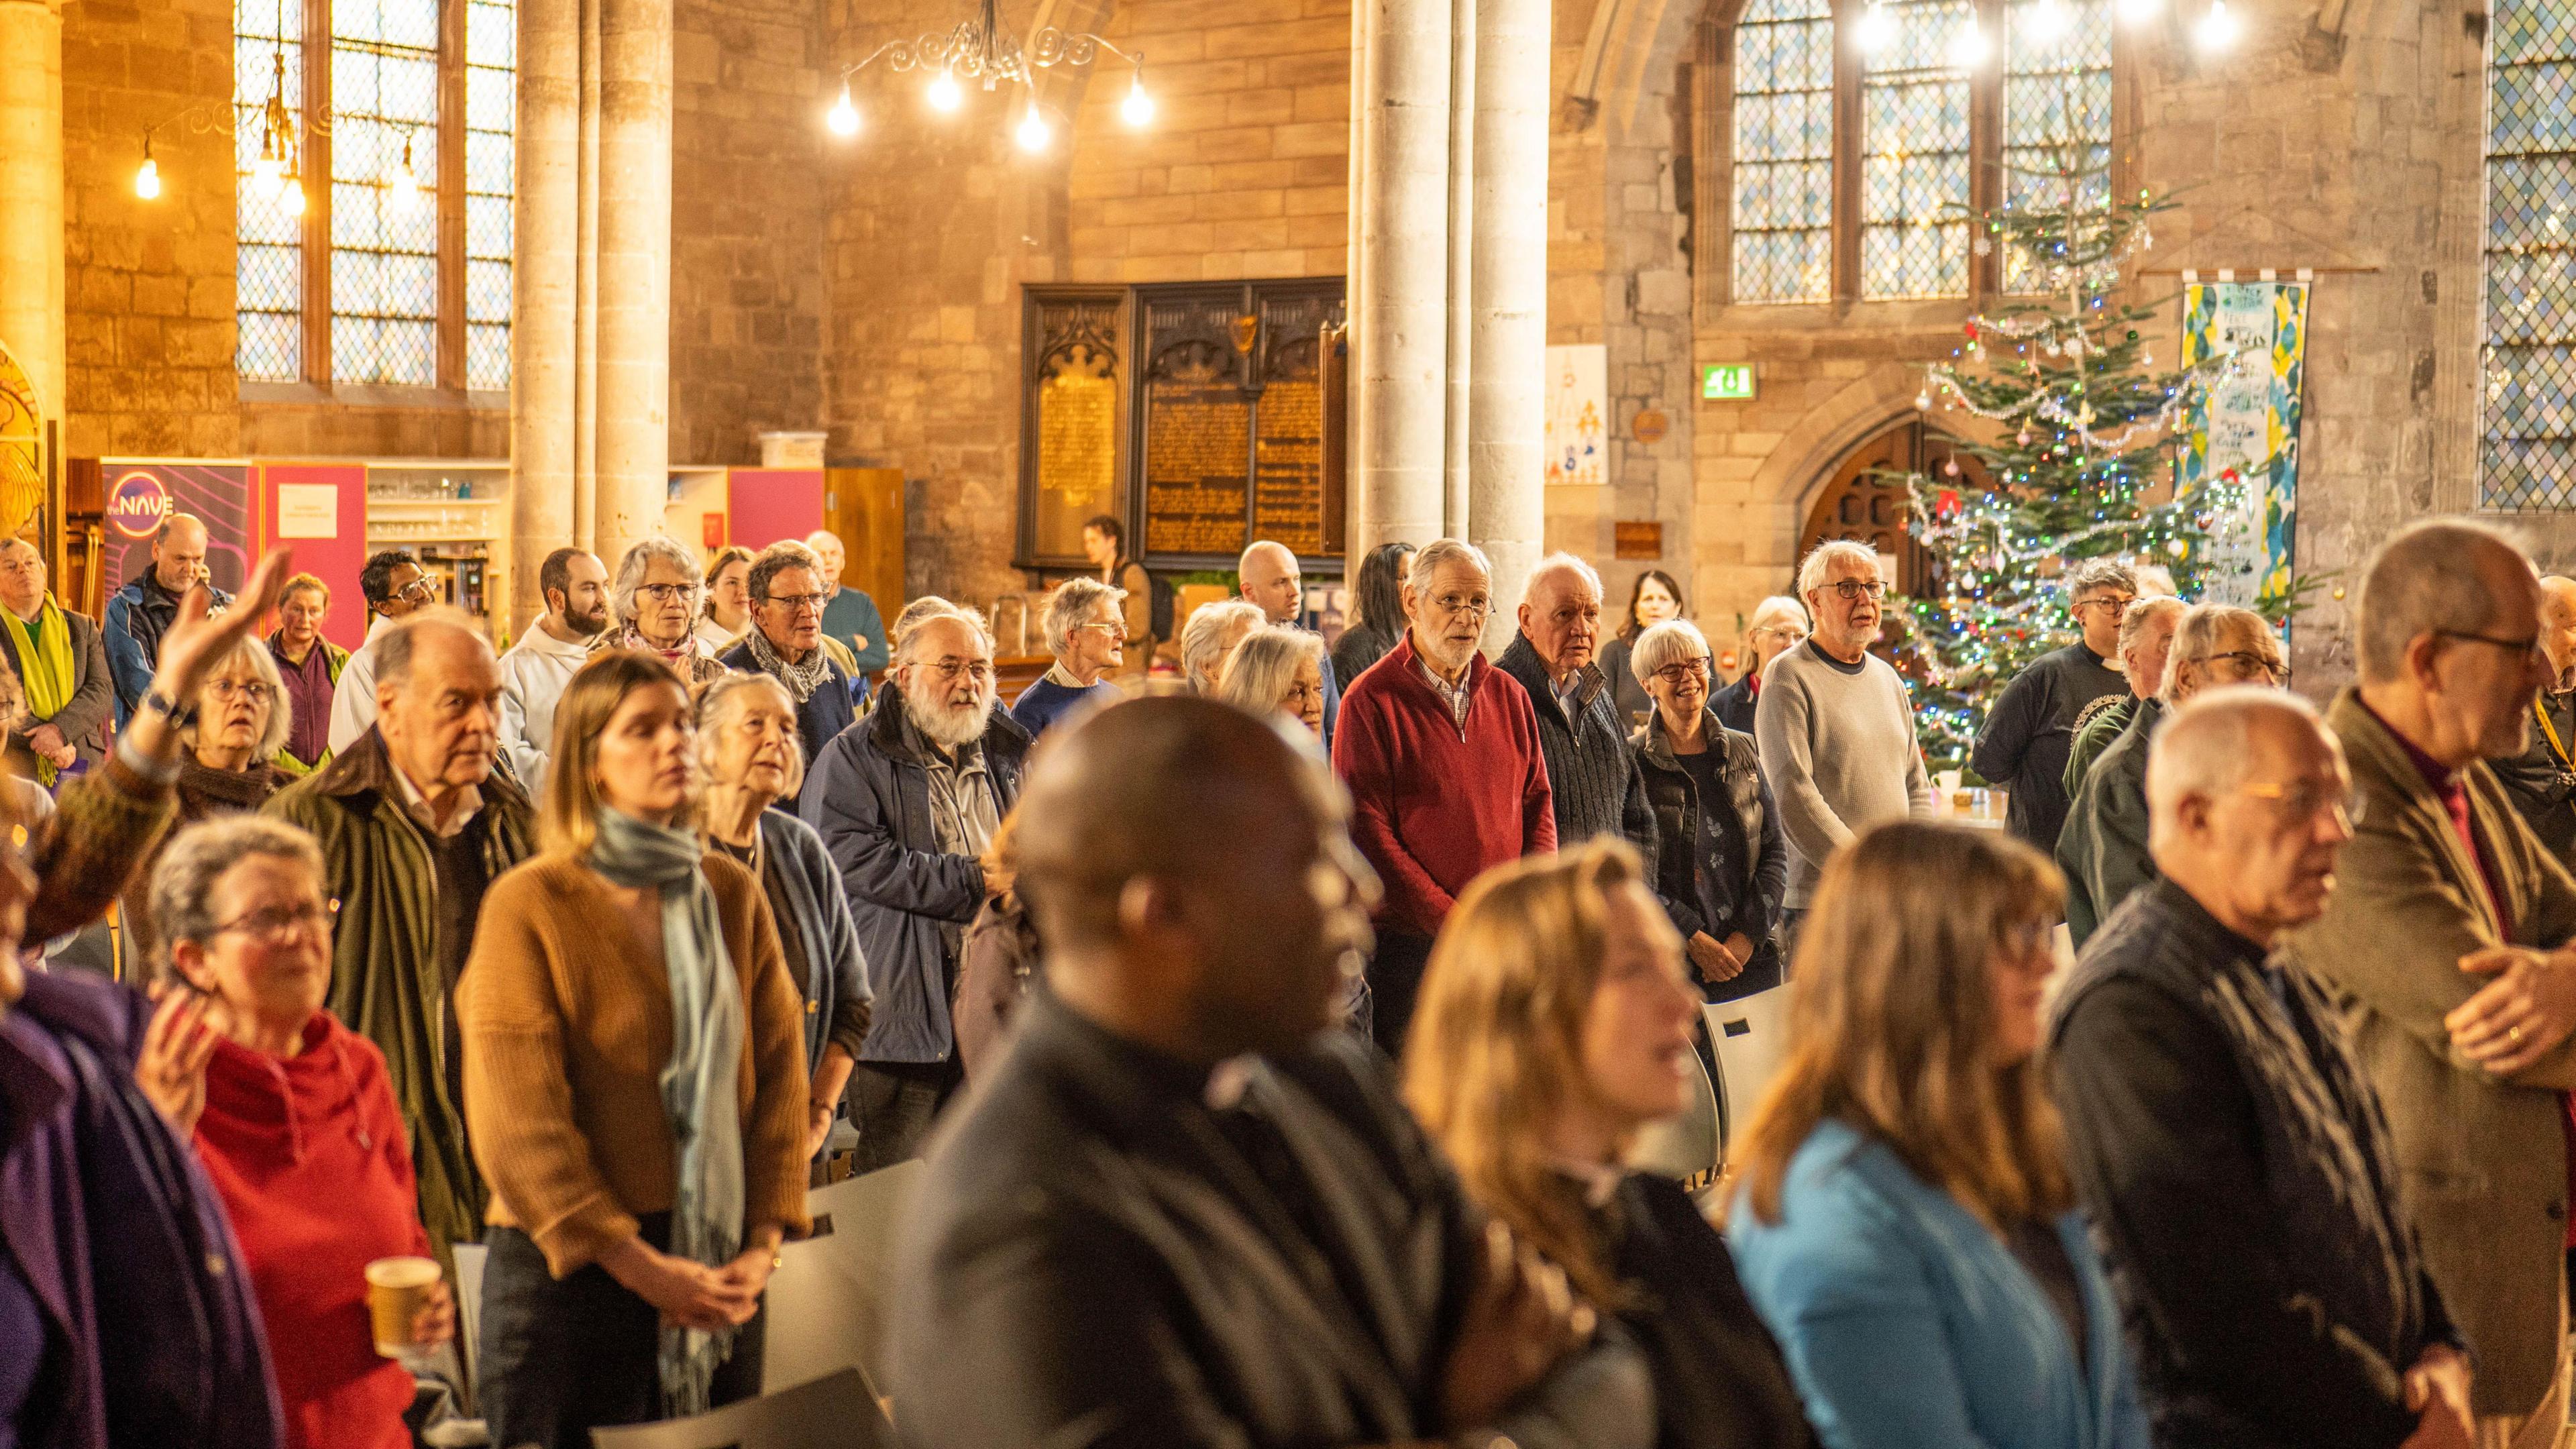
669, 0, 828, 466
60, 0, 239, 457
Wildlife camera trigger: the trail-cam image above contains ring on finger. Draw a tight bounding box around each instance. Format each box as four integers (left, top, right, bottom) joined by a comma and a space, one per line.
2511, 1024, 2527, 1045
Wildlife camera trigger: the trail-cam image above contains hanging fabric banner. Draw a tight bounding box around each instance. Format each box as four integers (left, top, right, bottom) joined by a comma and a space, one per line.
2179, 275, 2310, 609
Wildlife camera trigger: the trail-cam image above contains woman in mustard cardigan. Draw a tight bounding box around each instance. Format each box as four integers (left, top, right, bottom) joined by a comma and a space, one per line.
458, 649, 811, 1449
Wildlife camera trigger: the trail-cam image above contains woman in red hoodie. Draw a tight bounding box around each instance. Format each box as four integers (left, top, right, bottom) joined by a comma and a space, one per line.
139, 813, 455, 1449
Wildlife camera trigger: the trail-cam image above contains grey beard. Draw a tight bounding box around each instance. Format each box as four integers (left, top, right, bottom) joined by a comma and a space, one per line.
907, 688, 994, 751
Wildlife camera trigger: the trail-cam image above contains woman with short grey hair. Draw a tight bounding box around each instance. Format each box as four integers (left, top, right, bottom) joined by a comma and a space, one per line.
1009, 578, 1128, 741
1712, 595, 1809, 738
1216, 625, 1327, 737
594, 535, 728, 688
119, 634, 294, 960
140, 814, 457, 1449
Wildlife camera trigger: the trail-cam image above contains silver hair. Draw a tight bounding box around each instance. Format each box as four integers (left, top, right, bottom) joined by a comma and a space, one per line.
1796, 539, 1882, 602
1181, 600, 1267, 692
894, 602, 994, 667
374, 606, 494, 692
802, 529, 845, 557
1214, 625, 1322, 717
2146, 686, 2328, 825
1524, 553, 1603, 607
2355, 517, 2535, 686
695, 671, 806, 802
610, 535, 705, 627
1631, 618, 1714, 682
1406, 538, 1493, 594
180, 635, 292, 761
745, 539, 824, 604
2117, 594, 2188, 656
1747, 594, 1809, 635
1042, 576, 1127, 659
2062, 559, 2139, 602
2166, 603, 2280, 700
890, 595, 967, 659
147, 815, 326, 981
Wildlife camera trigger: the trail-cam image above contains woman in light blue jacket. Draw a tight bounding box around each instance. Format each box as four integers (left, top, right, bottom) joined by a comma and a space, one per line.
1727, 822, 2151, 1449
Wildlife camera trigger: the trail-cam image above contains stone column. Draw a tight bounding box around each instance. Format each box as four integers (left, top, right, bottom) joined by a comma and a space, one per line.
0, 0, 64, 436
589, 0, 670, 576
1466, 0, 1547, 647
1441, 0, 1472, 539
572, 0, 602, 552
1352, 0, 1452, 557
511, 0, 578, 635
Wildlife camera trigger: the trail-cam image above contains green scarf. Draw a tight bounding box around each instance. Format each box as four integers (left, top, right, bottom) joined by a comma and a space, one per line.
3, 596, 76, 785
588, 808, 746, 1417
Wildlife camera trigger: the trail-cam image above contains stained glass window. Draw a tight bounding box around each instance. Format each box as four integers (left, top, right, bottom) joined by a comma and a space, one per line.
1731, 0, 1835, 303
329, 0, 440, 386
465, 0, 514, 390
2483, 0, 2576, 507
2002, 0, 2113, 289
234, 0, 303, 382
1859, 0, 1974, 299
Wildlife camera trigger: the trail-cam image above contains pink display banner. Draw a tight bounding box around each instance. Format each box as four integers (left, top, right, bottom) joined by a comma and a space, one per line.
254, 464, 369, 651
727, 469, 824, 550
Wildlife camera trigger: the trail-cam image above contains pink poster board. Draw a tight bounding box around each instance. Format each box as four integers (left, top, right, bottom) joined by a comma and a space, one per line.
252, 464, 369, 651
726, 469, 824, 550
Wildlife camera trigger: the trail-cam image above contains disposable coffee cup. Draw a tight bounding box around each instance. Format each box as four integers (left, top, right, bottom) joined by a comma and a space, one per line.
365, 1256, 439, 1358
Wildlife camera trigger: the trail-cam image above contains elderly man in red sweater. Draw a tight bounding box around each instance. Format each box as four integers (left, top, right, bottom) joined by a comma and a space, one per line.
1332, 537, 1556, 1053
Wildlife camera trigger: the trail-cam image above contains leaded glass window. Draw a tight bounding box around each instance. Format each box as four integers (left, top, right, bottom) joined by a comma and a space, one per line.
330, 0, 439, 385
1859, 0, 1974, 299
2483, 0, 2576, 507
235, 0, 303, 383
2001, 0, 2113, 289
465, 0, 513, 390
1731, 0, 1835, 303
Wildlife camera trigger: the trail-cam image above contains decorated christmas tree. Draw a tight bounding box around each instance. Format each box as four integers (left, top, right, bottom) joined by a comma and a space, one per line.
1891, 150, 2255, 773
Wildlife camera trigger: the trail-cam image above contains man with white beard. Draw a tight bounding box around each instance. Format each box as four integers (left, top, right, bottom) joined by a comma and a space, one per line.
804, 606, 1035, 1169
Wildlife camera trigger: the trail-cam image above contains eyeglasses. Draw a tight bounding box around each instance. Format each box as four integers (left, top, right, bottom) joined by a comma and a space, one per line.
637, 582, 695, 605
2436, 629, 2547, 665
205, 679, 273, 705
2239, 780, 2367, 826
2194, 651, 2288, 683
761, 592, 830, 614
2075, 594, 2137, 616
926, 657, 994, 683
1751, 625, 1809, 642
1653, 658, 1714, 686
1076, 622, 1130, 642
1428, 592, 1492, 617
207, 898, 339, 945
396, 578, 436, 602
1824, 580, 1888, 602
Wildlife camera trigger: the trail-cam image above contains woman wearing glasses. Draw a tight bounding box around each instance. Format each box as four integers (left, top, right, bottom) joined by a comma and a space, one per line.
1711, 596, 1810, 739
1010, 576, 1128, 741
1728, 822, 2154, 1449
592, 537, 732, 690
1629, 619, 1787, 1008
140, 815, 455, 1449
120, 634, 294, 961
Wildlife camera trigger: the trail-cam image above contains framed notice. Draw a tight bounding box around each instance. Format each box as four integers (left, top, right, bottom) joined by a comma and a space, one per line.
1018, 288, 1127, 570
1546, 345, 1608, 488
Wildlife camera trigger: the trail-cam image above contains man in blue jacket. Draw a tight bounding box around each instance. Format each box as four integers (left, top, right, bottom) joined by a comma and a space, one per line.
802, 604, 1028, 1171
103, 512, 232, 725
720, 539, 858, 810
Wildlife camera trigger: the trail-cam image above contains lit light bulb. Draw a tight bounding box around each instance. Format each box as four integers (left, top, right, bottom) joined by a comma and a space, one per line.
1015, 105, 1052, 152
1949, 13, 1989, 64
391, 166, 419, 211
926, 68, 963, 112
2115, 0, 2159, 21
134, 154, 161, 200
282, 179, 306, 216
2194, 0, 2238, 48
252, 154, 284, 200
2025, 0, 2070, 40
827, 81, 860, 136
1855, 3, 1896, 54
1120, 72, 1154, 127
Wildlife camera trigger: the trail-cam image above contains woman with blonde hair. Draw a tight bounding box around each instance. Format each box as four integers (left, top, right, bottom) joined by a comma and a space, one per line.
1726, 822, 2151, 1449
1214, 624, 1327, 737
1405, 839, 1817, 1449
458, 650, 811, 1449
697, 544, 756, 653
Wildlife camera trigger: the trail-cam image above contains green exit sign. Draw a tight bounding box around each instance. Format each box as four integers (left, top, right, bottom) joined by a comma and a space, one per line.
1701, 364, 1758, 400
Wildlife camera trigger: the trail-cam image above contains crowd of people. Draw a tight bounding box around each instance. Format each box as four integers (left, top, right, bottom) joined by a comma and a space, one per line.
6, 504, 2576, 1449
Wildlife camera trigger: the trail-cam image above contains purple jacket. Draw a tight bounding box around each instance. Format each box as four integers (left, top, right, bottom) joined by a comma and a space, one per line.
0, 970, 282, 1449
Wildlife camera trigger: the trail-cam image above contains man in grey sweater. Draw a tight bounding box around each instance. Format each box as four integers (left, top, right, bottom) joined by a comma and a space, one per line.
1756, 540, 1935, 941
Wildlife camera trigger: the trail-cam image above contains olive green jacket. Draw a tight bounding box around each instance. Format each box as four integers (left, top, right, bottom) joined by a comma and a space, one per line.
262, 728, 538, 1266
2281, 689, 2576, 1415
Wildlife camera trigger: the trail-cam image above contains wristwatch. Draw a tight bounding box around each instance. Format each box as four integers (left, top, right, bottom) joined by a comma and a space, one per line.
139, 686, 182, 720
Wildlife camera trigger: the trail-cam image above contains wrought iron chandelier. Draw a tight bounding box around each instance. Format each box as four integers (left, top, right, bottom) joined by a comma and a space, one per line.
825, 0, 1152, 152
